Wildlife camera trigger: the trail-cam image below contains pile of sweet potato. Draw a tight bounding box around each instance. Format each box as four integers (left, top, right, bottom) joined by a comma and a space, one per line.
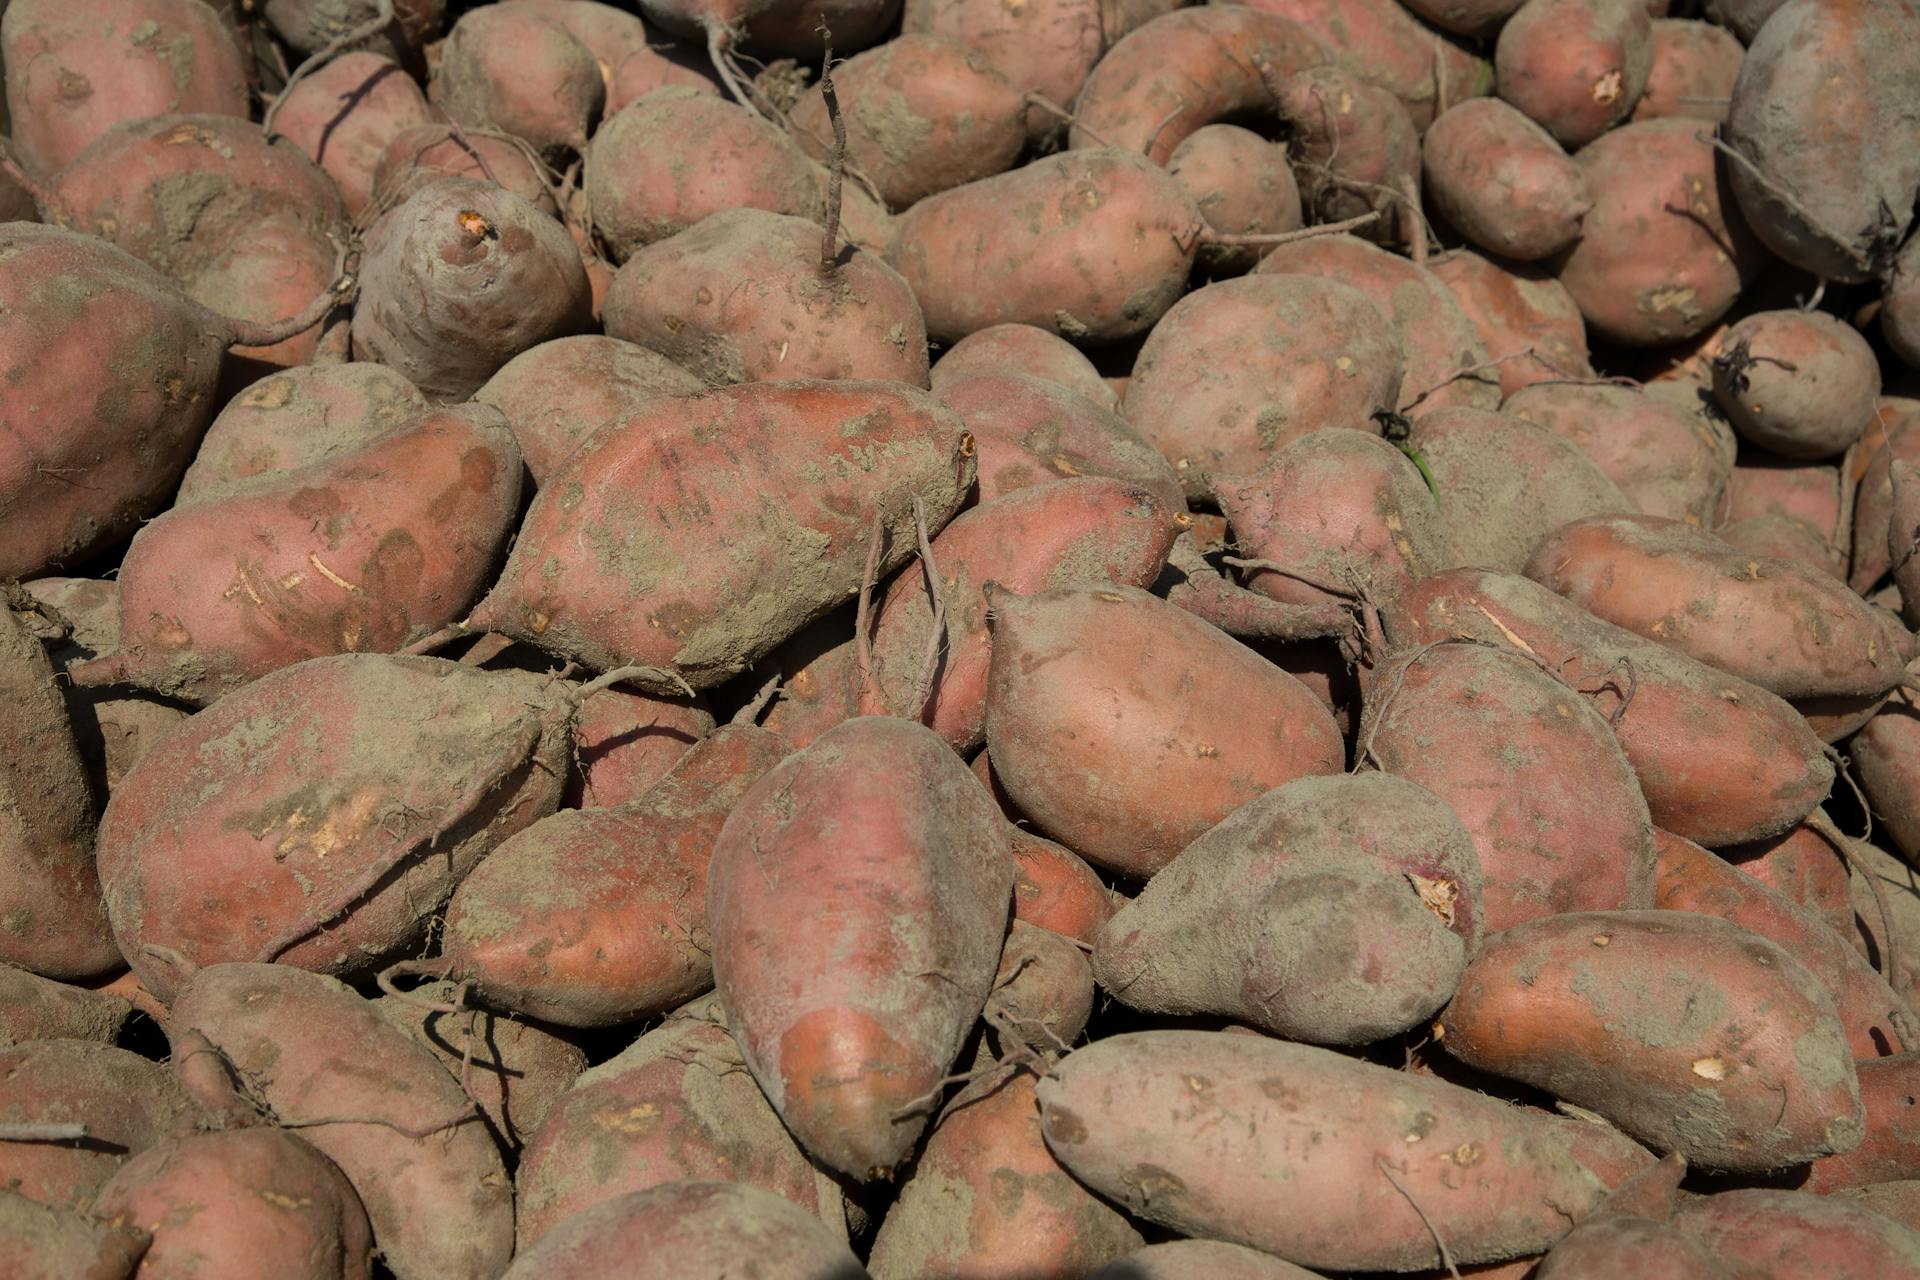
6, 0, 1920, 1276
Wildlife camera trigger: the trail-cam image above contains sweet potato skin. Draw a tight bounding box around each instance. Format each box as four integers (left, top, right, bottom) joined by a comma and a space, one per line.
1673, 1187, 1920, 1277
1440, 909, 1865, 1170
1423, 99, 1591, 260
1036, 1029, 1652, 1271
431, 3, 603, 158
1235, 0, 1493, 130
1502, 381, 1732, 523
931, 324, 1114, 407
1495, 0, 1653, 147
0, 1040, 190, 1213
369, 122, 559, 216
0, 964, 131, 1047
272, 52, 435, 218
1631, 17, 1743, 123
1167, 123, 1301, 275
1710, 309, 1881, 459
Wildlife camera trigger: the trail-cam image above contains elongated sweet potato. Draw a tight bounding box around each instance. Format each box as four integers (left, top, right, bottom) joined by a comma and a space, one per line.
1, 0, 248, 177
1804, 1053, 1920, 1191
709, 716, 1012, 1180
1718, 817, 1856, 941
0, 1039, 190, 1213
1235, 0, 1493, 131
1496, 0, 1653, 147
470, 380, 973, 690
96, 654, 570, 999
889, 149, 1197, 343
70, 404, 522, 703
1095, 772, 1483, 1043
1711, 308, 1881, 459
271, 52, 436, 218
1440, 909, 1864, 1170
1036, 1029, 1653, 1271
1503, 381, 1733, 523
863, 477, 1178, 749
984, 584, 1344, 877
514, 997, 848, 1247
867, 1064, 1143, 1278
564, 683, 714, 809
1123, 275, 1402, 499
91, 1128, 375, 1280
1361, 641, 1656, 931
1423, 99, 1591, 260
439, 724, 790, 1027
1430, 250, 1594, 396
1524, 513, 1916, 700
170, 963, 513, 1280
1382, 568, 1833, 844
603, 207, 930, 387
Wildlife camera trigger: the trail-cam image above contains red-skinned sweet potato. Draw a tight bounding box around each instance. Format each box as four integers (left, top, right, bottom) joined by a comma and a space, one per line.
930, 324, 1114, 408
271, 52, 435, 219
1632, 17, 1743, 123
1711, 309, 1881, 459
70, 404, 522, 703
1168, 124, 1301, 276
1361, 641, 1656, 932
1803, 1054, 1920, 1191
1382, 567, 1833, 845
0, 963, 131, 1047
1009, 826, 1113, 946
1503, 381, 1733, 524
1089, 1241, 1322, 1280
1, 0, 248, 177
1673, 1187, 1920, 1277
1095, 772, 1484, 1043
709, 716, 1013, 1180
1718, 817, 1857, 941
169, 963, 513, 1280
91, 1128, 375, 1280
0, 1188, 149, 1280
1234, 0, 1493, 131
368, 121, 561, 218
431, 3, 604, 159
565, 684, 714, 808
96, 654, 571, 1000
1854, 688, 1920, 865
0, 1039, 190, 1212
470, 380, 973, 689
984, 583, 1345, 877
1430, 250, 1595, 395
263, 0, 444, 58
1036, 1029, 1654, 1271
983, 920, 1094, 1058
1496, 0, 1653, 147
1423, 99, 1591, 260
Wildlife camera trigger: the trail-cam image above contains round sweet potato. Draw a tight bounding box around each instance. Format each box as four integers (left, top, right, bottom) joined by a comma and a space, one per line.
431, 4, 604, 159
1496, 0, 1653, 147
1166, 123, 1302, 276
368, 122, 561, 218
1423, 98, 1591, 260
1631, 17, 1743, 123
1239, 0, 1493, 131
1710, 309, 1880, 459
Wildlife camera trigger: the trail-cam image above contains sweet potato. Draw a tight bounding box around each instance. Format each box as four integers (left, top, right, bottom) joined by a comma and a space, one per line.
862, 477, 1179, 749
96, 654, 570, 999
983, 921, 1094, 1058
983, 583, 1344, 877
1095, 772, 1483, 1043
262, 0, 444, 58
176, 363, 428, 503
353, 176, 591, 402
514, 997, 848, 1247
1254, 233, 1498, 414
431, 2, 604, 158
1, 0, 247, 177
935, 372, 1183, 511
1653, 828, 1914, 1057
606, 36, 719, 111
930, 324, 1115, 408
1504, 382, 1733, 523
1719, 818, 1857, 941
866, 1064, 1144, 1278
1272, 63, 1421, 242
787, 35, 1024, 211
501, 1180, 865, 1280
1555, 117, 1768, 346
1632, 17, 1743, 123
69, 404, 522, 703
1382, 568, 1833, 845
1235, 0, 1493, 131
898, 0, 1102, 145
507, 0, 653, 93
1361, 641, 1656, 931
1834, 1182, 1920, 1234
0, 1039, 190, 1212
372, 980, 586, 1153
170, 963, 513, 1280
368, 121, 560, 218
0, 602, 117, 980
0, 1188, 148, 1280
564, 683, 714, 808
1010, 827, 1114, 946
1423, 99, 1591, 260
1720, 512, 1848, 583
1803, 1053, 1920, 1191
1412, 407, 1633, 572
1399, 0, 1524, 36
1441, 909, 1864, 1170
91, 1128, 375, 1280
17, 578, 191, 796
1702, 0, 1785, 41
470, 380, 973, 689
1123, 275, 1403, 499
1496, 0, 1653, 147
602, 207, 930, 387
758, 611, 862, 749
1066, 6, 1327, 163
1855, 689, 1920, 864
1524, 513, 1915, 700
1089, 1241, 1322, 1280
1166, 123, 1302, 275
1731, 452, 1844, 539
271, 52, 435, 219
1214, 428, 1450, 613
1852, 405, 1920, 592
0, 963, 131, 1047
1035, 1029, 1654, 1271
1889, 229, 1920, 372
586, 87, 821, 261
1723, 0, 1920, 284
439, 724, 790, 1027
1428, 250, 1594, 396
1710, 309, 1881, 459
472, 335, 703, 487
889, 149, 1197, 343
708, 716, 1013, 1179
1673, 1187, 1920, 1276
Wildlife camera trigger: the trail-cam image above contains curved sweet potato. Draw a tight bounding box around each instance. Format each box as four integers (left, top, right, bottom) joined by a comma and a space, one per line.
1382, 568, 1833, 845
1094, 772, 1484, 1043
1423, 99, 1591, 260
1036, 1029, 1653, 1271
708, 716, 1013, 1180
889, 149, 1197, 343
1361, 641, 1656, 932
1496, 0, 1653, 147
1441, 909, 1864, 1170
1234, 0, 1493, 131
71, 404, 522, 703
1710, 309, 1881, 459
1123, 275, 1402, 499
469, 380, 973, 689
983, 583, 1345, 876
1503, 381, 1733, 523
96, 654, 570, 999
1, 0, 248, 177
271, 52, 436, 218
